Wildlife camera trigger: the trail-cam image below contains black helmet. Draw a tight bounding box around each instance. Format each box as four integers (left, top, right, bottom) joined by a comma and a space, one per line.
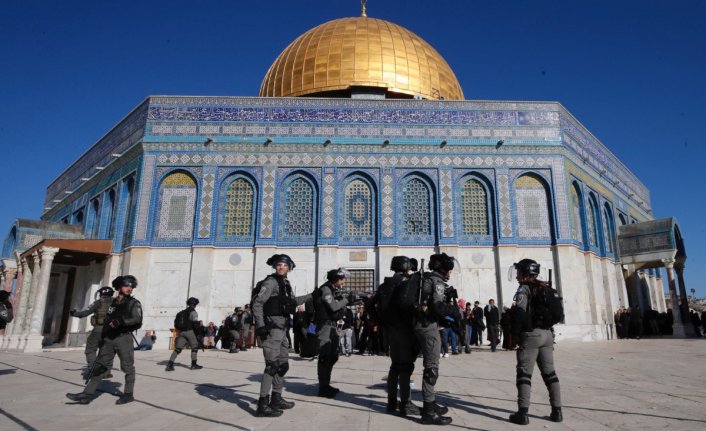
514, 259, 540, 276
0, 290, 10, 301
428, 253, 455, 272
186, 297, 199, 307
112, 275, 138, 290
326, 267, 350, 282
390, 256, 412, 272
409, 258, 419, 272
98, 287, 114, 297
266, 254, 296, 270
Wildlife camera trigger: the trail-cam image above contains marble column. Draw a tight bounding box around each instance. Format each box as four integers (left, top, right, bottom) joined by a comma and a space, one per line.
663, 259, 686, 338
22, 252, 42, 335
25, 247, 59, 351
674, 262, 690, 324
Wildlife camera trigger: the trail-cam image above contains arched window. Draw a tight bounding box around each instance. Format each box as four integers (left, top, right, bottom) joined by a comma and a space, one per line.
344, 179, 373, 238
401, 177, 434, 239
514, 174, 551, 239
90, 198, 101, 239
74, 210, 84, 226
570, 183, 583, 244
121, 177, 136, 248
618, 213, 627, 226
586, 196, 599, 247
281, 176, 316, 240
223, 177, 255, 238
603, 203, 616, 254
155, 171, 197, 242
107, 188, 118, 239
461, 178, 488, 235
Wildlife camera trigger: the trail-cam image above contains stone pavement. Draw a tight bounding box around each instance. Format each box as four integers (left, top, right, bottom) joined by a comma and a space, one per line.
0, 338, 704, 431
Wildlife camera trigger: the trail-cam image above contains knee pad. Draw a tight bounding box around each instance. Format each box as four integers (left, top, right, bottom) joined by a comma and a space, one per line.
264, 361, 278, 376
92, 364, 108, 377
516, 370, 532, 387
276, 362, 289, 377
174, 348, 182, 354
423, 367, 439, 386
191, 349, 199, 354
541, 371, 559, 385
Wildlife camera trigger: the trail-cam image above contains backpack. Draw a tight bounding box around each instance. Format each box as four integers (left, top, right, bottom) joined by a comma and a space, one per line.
530, 285, 564, 328
249, 276, 271, 311
0, 303, 13, 324
394, 271, 424, 318
174, 308, 192, 331
230, 313, 243, 331
369, 276, 405, 326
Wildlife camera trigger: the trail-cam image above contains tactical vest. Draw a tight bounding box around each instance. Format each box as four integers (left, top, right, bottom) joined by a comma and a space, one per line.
90, 296, 112, 327
263, 276, 292, 317
106, 296, 141, 332
313, 283, 342, 322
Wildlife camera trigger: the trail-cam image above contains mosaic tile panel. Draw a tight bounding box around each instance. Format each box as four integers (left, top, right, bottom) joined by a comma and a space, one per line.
156, 187, 196, 241
223, 178, 254, 237
440, 170, 454, 237
515, 175, 550, 239
344, 180, 373, 237
401, 178, 432, 238
135, 156, 156, 241
497, 174, 512, 237
381, 171, 394, 238
322, 172, 336, 238
198, 173, 215, 238
260, 167, 276, 238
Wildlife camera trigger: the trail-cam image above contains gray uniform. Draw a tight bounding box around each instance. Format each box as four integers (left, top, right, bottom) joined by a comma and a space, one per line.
73, 296, 112, 365
241, 310, 252, 348
314, 283, 349, 389
227, 313, 242, 349
513, 284, 561, 410
253, 275, 310, 398
83, 295, 142, 396
169, 309, 199, 363
414, 272, 449, 403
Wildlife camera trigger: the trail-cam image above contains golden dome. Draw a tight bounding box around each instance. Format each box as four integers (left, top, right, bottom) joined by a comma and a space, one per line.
259, 16, 464, 100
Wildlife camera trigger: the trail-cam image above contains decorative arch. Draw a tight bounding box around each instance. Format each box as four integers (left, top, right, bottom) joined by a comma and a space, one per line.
398, 174, 436, 242
618, 213, 628, 226
570, 181, 584, 245
513, 173, 554, 240
278, 172, 318, 242
340, 173, 377, 242
120, 176, 137, 249
586, 192, 601, 248
219, 173, 258, 240
106, 188, 118, 239
89, 198, 101, 239
154, 170, 198, 242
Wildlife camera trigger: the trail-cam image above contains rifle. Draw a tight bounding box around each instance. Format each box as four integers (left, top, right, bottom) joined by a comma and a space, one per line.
548, 269, 553, 289
418, 258, 425, 312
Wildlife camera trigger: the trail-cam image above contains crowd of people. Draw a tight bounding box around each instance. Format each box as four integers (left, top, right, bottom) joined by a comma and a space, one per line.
615, 306, 706, 338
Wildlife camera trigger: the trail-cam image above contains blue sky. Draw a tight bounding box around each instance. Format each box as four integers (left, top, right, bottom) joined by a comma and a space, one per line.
2, 1, 704, 297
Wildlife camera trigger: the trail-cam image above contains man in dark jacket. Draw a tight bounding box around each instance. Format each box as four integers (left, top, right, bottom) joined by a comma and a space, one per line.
66, 275, 143, 405
484, 299, 500, 352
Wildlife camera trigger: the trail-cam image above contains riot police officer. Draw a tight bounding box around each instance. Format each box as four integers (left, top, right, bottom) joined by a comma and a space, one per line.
70, 286, 114, 377
509, 259, 562, 425
252, 254, 310, 417
414, 253, 454, 425
313, 267, 350, 398
226, 307, 242, 353
66, 275, 143, 405
383, 256, 420, 417
166, 297, 203, 371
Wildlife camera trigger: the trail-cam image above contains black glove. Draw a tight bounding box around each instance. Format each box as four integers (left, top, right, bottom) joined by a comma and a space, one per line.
69, 309, 77, 317
107, 318, 122, 329
256, 326, 270, 340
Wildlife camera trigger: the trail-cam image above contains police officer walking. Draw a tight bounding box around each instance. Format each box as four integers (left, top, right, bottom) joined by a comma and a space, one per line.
252, 254, 310, 417
166, 297, 203, 371
66, 275, 143, 405
226, 307, 242, 353
240, 304, 252, 351
70, 286, 115, 378
509, 259, 562, 425
313, 268, 351, 398
382, 256, 420, 417
414, 253, 454, 425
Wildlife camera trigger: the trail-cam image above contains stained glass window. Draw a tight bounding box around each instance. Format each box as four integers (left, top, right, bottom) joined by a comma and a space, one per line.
570, 184, 583, 243
156, 171, 197, 241
461, 179, 488, 235
345, 179, 372, 237
402, 178, 431, 236
223, 178, 255, 237
514, 174, 550, 238
283, 177, 314, 237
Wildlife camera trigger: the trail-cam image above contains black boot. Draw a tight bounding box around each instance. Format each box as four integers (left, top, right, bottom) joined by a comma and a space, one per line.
421, 401, 452, 425
165, 361, 175, 371
317, 385, 339, 398
190, 361, 203, 370
550, 407, 563, 423
270, 392, 295, 410
256, 395, 283, 417
116, 393, 134, 405
386, 397, 397, 413
65, 392, 93, 405
399, 400, 421, 417
433, 402, 449, 415
229, 347, 238, 353
509, 408, 529, 425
